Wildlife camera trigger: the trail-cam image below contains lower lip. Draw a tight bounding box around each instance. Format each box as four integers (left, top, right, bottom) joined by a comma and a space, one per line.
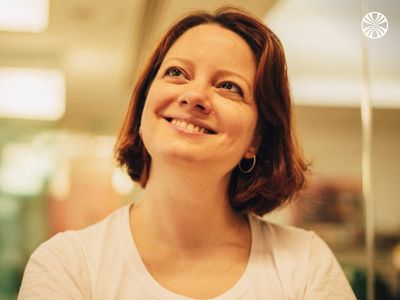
164, 118, 211, 137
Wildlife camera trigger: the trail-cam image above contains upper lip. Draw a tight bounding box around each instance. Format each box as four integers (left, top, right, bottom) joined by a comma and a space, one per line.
162, 115, 217, 134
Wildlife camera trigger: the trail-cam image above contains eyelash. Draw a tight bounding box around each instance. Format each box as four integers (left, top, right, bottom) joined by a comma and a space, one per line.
165, 66, 185, 78
218, 82, 243, 96
164, 66, 244, 97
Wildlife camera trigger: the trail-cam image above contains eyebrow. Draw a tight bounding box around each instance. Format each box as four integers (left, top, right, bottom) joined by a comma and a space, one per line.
163, 57, 252, 92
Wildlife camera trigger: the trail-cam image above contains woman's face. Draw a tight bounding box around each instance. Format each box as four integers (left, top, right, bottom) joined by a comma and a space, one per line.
140, 24, 258, 173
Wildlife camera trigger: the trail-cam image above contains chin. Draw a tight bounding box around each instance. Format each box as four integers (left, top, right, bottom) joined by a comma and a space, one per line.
162, 148, 207, 164
147, 143, 209, 167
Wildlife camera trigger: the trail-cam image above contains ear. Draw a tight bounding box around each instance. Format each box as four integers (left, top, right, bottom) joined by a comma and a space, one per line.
243, 133, 261, 159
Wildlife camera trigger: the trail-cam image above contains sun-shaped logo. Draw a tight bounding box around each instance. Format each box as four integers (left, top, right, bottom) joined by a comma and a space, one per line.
361, 12, 388, 39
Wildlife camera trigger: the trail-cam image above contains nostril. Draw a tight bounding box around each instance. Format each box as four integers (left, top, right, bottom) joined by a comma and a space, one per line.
180, 100, 206, 110
195, 104, 206, 110
178, 95, 211, 114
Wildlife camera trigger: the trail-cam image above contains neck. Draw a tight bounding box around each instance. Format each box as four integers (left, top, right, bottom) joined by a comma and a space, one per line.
131, 161, 248, 249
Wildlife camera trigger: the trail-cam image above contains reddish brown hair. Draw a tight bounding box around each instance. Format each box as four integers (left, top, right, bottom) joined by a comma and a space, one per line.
115, 6, 309, 216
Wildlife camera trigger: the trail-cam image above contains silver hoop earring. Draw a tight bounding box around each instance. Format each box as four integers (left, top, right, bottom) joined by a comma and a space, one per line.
239, 155, 256, 173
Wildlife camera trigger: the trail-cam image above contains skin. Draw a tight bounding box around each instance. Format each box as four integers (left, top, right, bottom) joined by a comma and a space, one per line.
130, 24, 259, 298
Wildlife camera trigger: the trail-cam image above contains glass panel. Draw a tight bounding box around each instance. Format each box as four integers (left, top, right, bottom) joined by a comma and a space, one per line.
367, 1, 400, 300
264, 0, 366, 298
0, 128, 140, 298
0, 0, 139, 297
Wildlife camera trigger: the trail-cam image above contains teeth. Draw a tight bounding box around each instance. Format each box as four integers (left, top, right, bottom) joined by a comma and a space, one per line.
169, 118, 208, 134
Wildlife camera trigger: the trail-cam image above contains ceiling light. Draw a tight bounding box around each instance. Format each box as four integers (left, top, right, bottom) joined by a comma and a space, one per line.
291, 77, 400, 108
0, 67, 65, 121
0, 0, 49, 32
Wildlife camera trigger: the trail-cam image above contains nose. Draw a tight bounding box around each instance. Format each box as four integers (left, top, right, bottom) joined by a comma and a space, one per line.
178, 85, 212, 114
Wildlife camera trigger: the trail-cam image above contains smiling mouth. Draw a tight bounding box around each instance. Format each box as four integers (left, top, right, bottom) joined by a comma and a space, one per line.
163, 117, 217, 134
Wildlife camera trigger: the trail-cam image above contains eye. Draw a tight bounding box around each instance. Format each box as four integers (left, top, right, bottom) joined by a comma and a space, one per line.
219, 81, 243, 95
165, 66, 185, 78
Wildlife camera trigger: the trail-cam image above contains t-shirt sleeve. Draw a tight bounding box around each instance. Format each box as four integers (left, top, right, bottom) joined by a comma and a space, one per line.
303, 232, 356, 300
18, 232, 92, 300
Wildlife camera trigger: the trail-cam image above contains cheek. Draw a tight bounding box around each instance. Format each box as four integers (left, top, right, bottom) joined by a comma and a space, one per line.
140, 82, 176, 141
140, 100, 152, 132
141, 86, 157, 116
140, 98, 159, 141
140, 84, 162, 127
140, 94, 160, 157
222, 105, 258, 139
142, 81, 176, 118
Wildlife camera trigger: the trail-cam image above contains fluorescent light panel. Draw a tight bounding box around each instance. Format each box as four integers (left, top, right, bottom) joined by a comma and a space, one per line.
292, 77, 400, 108
0, 0, 49, 32
0, 67, 65, 121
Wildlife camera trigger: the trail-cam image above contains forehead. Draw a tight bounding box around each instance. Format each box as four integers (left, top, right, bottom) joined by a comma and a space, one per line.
163, 24, 256, 75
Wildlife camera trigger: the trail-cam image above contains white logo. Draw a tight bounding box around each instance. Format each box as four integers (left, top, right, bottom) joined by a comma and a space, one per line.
361, 12, 388, 39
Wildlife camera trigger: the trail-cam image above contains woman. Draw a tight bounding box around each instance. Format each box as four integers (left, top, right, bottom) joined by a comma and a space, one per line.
19, 6, 356, 300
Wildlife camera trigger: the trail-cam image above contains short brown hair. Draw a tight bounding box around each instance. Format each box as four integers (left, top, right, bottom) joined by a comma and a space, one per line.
115, 6, 308, 216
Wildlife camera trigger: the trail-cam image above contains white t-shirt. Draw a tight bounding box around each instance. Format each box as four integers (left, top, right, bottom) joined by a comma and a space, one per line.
18, 204, 356, 300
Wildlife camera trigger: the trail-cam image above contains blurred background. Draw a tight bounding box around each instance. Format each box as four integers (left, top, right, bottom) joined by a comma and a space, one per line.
0, 0, 399, 299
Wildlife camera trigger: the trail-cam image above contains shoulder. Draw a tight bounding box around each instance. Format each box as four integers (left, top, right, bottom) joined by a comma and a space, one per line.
75, 204, 129, 245
249, 215, 356, 299
18, 229, 91, 299
253, 216, 341, 268
18, 205, 130, 299
36, 204, 128, 259
31, 230, 84, 265
251, 214, 337, 272
250, 213, 317, 255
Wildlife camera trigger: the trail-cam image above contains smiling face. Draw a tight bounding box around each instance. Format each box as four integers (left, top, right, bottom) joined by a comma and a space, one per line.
140, 23, 258, 174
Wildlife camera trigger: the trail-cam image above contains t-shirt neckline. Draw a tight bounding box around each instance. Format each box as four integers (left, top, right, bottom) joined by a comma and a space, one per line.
120, 203, 262, 300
